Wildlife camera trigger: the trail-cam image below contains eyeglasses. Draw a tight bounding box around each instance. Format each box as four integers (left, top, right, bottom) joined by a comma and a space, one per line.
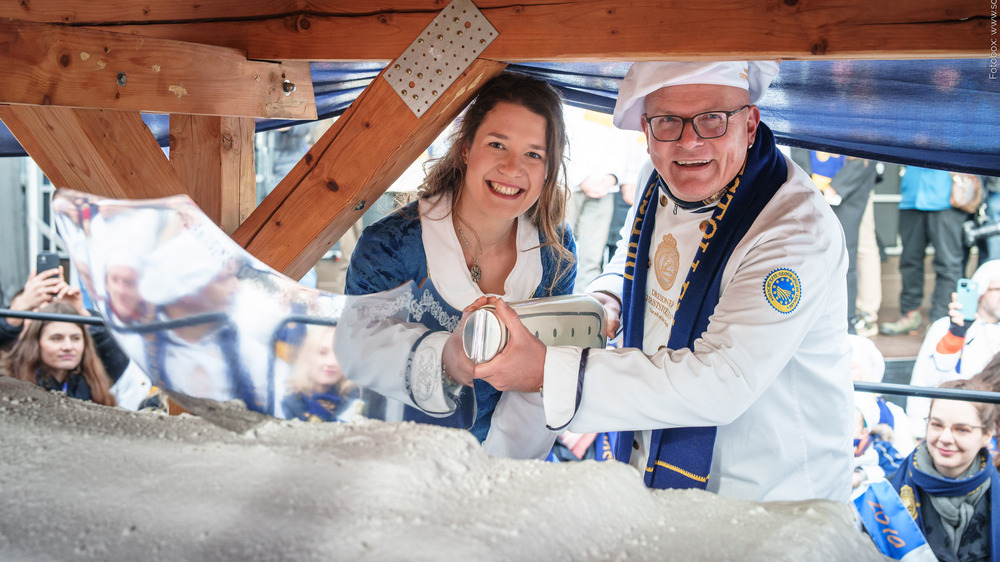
643, 105, 751, 142
925, 417, 986, 438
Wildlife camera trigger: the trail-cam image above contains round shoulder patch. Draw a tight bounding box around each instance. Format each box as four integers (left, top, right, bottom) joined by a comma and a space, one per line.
763, 268, 801, 314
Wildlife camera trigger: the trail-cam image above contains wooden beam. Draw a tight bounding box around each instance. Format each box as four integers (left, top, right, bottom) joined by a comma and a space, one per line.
0, 19, 316, 119
4, 0, 985, 61
231, 58, 508, 279
0, 105, 187, 199
169, 115, 256, 235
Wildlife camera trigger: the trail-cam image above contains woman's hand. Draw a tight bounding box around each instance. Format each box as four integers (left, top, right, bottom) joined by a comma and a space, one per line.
442, 296, 492, 387
7, 268, 64, 327
56, 284, 88, 317
589, 291, 622, 339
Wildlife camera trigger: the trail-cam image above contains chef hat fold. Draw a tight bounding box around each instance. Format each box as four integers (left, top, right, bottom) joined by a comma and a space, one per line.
848, 334, 885, 384
613, 61, 780, 131
971, 259, 1000, 298
139, 231, 228, 306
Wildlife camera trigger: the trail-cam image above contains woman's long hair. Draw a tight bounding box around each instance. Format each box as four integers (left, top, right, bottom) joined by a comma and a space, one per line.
417, 72, 574, 293
2, 301, 116, 407
970, 358, 1000, 468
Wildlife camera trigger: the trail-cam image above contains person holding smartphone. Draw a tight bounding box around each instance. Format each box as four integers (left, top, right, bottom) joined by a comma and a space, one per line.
1, 265, 68, 348
1, 262, 130, 387
907, 259, 1000, 436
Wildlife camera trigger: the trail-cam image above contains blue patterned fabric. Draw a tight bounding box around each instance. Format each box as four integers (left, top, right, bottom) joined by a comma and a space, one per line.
854, 479, 933, 560
345, 201, 576, 442
613, 123, 788, 490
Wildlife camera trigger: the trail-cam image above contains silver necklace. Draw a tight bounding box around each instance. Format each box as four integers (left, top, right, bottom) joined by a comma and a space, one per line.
455, 218, 514, 284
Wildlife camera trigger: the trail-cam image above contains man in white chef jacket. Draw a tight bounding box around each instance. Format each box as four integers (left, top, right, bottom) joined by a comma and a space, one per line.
471, 61, 855, 503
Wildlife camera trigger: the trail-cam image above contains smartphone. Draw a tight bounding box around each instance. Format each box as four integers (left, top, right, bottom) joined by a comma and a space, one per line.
956, 278, 979, 322
36, 252, 61, 275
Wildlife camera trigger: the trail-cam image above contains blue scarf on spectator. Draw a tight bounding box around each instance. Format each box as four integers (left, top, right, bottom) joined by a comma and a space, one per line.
612, 123, 787, 490
890, 443, 999, 561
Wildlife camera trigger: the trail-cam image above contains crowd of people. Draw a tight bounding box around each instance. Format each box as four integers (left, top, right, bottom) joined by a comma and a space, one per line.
2, 59, 999, 560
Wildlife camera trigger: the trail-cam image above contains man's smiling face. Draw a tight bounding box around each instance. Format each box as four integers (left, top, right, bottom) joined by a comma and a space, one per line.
641, 84, 760, 203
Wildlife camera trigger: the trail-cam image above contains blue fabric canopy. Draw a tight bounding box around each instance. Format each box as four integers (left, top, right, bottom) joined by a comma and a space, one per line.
1, 60, 997, 175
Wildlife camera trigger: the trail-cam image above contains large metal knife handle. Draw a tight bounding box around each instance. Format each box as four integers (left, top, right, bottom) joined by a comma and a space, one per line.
461, 294, 606, 364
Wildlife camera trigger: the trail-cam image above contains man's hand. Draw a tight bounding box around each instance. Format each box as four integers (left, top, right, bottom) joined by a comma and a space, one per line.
589, 291, 621, 339
442, 296, 492, 387
474, 299, 546, 393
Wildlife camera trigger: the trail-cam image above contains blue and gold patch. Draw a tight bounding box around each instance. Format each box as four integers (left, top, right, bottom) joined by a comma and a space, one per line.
763, 268, 801, 313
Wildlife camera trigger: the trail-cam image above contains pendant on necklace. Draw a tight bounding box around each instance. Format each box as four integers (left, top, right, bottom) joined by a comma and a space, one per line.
470, 263, 482, 284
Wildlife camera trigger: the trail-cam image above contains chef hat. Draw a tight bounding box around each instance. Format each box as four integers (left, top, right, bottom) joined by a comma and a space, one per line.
613, 61, 780, 131
971, 259, 1000, 297
139, 231, 228, 306
848, 334, 885, 384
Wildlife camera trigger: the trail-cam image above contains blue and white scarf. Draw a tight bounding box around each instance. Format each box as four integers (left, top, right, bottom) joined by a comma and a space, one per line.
612, 123, 788, 490
890, 443, 999, 561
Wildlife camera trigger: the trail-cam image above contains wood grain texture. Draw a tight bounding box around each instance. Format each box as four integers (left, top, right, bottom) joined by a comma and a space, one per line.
0, 19, 316, 119
1, 0, 984, 60
0, 105, 187, 199
169, 115, 256, 234
231, 58, 508, 278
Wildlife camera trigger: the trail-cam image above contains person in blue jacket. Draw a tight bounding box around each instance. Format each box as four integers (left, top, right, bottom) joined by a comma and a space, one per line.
337, 72, 577, 459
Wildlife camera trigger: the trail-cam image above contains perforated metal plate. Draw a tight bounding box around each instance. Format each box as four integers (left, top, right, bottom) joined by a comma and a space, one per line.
383, 0, 498, 117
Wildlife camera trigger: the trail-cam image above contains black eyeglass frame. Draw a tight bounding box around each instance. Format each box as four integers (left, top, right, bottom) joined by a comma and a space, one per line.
642, 104, 751, 142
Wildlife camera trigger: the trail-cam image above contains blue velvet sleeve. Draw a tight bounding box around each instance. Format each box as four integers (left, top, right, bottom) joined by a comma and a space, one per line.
534, 222, 577, 297
344, 203, 427, 296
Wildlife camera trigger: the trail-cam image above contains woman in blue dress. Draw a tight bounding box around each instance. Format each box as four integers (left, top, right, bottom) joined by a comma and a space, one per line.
338, 72, 576, 459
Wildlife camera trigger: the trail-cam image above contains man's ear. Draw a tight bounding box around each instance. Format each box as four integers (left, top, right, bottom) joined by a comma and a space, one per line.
746, 105, 761, 147
640, 116, 652, 155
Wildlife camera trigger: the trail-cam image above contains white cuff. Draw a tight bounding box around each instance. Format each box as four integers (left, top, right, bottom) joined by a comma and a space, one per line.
406, 331, 452, 415
586, 274, 624, 301
542, 346, 585, 430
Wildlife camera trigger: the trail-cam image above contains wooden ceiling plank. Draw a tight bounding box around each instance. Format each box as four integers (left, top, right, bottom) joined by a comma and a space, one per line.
0, 105, 187, 199
0, 19, 316, 119
169, 115, 256, 234
15, 0, 983, 61
232, 58, 508, 279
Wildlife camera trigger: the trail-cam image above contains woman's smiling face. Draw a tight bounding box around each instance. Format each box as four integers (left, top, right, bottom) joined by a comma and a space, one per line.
926, 398, 993, 478
460, 101, 548, 222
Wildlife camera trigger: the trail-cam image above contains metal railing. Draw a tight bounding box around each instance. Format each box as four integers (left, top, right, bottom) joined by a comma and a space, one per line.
4, 308, 999, 407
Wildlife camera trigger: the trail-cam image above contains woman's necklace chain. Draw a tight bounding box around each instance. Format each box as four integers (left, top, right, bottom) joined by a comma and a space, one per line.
455, 217, 514, 284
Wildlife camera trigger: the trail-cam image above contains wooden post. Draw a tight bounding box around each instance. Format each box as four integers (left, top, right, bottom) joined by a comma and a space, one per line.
0, 105, 186, 199
170, 115, 256, 234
